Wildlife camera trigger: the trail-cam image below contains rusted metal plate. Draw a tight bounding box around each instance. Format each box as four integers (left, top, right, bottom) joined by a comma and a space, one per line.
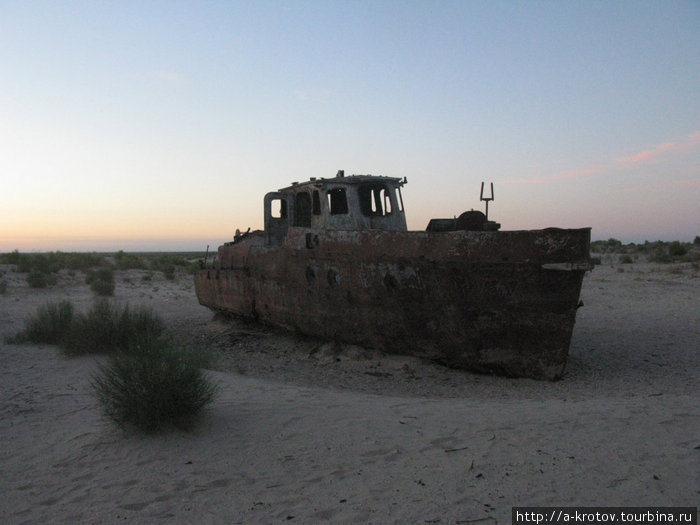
195, 227, 591, 380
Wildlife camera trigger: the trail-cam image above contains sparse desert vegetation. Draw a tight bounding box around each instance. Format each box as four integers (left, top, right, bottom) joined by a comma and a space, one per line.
92, 337, 216, 432
590, 238, 700, 264
85, 267, 116, 296
0, 250, 206, 292
7, 299, 74, 345
62, 299, 165, 356
1, 242, 697, 522
9, 297, 216, 433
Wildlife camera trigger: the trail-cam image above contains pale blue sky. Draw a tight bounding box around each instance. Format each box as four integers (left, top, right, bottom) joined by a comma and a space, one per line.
2, 1, 699, 251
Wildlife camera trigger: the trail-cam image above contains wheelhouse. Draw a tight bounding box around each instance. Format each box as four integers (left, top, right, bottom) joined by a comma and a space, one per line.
264, 171, 407, 245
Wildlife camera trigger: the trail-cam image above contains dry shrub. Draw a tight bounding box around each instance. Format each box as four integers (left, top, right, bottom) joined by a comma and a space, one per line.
9, 300, 74, 344
11, 299, 216, 433
92, 339, 216, 432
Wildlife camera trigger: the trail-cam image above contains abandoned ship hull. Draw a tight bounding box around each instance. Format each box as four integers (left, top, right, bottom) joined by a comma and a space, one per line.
194, 227, 591, 380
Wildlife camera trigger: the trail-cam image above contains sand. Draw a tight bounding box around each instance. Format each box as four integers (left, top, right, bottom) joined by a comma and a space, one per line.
1, 259, 698, 524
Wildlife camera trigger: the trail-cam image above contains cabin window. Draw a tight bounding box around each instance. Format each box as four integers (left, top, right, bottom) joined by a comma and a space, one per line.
359, 183, 393, 217
270, 198, 287, 219
383, 190, 393, 214
312, 190, 321, 215
294, 192, 312, 227
327, 188, 348, 215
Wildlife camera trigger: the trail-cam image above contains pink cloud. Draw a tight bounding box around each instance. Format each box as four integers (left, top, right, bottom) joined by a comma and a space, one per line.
508, 131, 700, 185
618, 131, 700, 165
671, 178, 700, 188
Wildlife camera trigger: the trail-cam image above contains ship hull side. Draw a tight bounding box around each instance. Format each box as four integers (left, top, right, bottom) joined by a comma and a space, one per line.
194, 228, 590, 380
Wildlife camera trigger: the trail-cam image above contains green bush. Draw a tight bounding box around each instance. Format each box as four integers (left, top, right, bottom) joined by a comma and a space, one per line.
619, 254, 633, 264
591, 238, 623, 254
10, 298, 215, 432
649, 247, 672, 263
1, 250, 107, 273
114, 250, 146, 270
0, 249, 22, 265
63, 299, 164, 355
92, 338, 216, 432
86, 267, 114, 284
149, 254, 191, 279
86, 267, 115, 296
10, 300, 74, 345
162, 265, 176, 280
26, 270, 46, 288
11, 298, 165, 354
30, 254, 52, 273
27, 270, 57, 288
90, 278, 115, 296
647, 241, 695, 263
60, 252, 107, 271
668, 241, 688, 257
17, 253, 33, 273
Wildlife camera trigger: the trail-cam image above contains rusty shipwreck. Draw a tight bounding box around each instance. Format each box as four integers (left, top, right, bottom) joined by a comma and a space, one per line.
194, 171, 591, 380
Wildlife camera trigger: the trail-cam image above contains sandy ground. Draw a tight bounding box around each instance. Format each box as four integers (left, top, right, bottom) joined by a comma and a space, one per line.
1, 259, 698, 524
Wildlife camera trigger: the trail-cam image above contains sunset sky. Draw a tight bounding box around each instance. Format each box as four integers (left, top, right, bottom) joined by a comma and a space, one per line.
2, 1, 699, 252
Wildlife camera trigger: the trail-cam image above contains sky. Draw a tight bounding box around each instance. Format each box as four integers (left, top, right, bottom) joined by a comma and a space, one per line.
1, 1, 699, 252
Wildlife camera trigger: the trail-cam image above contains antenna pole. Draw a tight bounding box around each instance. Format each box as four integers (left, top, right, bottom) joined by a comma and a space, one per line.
480, 182, 494, 221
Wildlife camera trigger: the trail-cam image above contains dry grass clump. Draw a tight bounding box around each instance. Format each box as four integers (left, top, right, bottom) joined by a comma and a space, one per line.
0, 250, 107, 273
92, 339, 216, 432
0, 250, 205, 291
9, 299, 163, 353
86, 267, 115, 296
590, 238, 700, 264
148, 254, 193, 280
114, 250, 146, 270
64, 299, 164, 355
1, 251, 110, 290
9, 299, 216, 432
8, 300, 74, 345
26, 270, 58, 288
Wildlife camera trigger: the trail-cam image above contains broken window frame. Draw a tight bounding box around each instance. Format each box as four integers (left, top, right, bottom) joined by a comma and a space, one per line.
294, 191, 312, 227
327, 187, 349, 215
270, 197, 287, 219
312, 190, 321, 215
358, 182, 395, 217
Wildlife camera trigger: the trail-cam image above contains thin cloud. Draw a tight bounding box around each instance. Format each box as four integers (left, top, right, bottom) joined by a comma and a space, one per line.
618, 131, 700, 165
508, 131, 700, 185
671, 178, 700, 188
